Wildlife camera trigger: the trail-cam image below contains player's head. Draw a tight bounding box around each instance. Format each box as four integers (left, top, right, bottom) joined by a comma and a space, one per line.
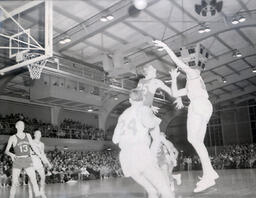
15, 120, 25, 131
143, 65, 156, 78
129, 89, 143, 104
34, 130, 41, 140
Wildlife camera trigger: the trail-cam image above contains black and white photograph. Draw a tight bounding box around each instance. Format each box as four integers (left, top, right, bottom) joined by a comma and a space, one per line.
0, 0, 256, 197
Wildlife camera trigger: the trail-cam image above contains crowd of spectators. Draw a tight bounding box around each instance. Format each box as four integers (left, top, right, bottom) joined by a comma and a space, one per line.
179, 143, 256, 171
0, 113, 105, 141
0, 147, 122, 187
1, 143, 256, 187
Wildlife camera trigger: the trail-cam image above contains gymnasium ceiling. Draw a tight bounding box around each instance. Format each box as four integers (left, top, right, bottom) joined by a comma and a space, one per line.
0, 0, 256, 114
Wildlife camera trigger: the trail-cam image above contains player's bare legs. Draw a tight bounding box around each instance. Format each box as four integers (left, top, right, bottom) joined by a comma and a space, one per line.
187, 114, 218, 192
28, 167, 46, 198
143, 165, 174, 198
25, 167, 41, 197
9, 168, 21, 198
132, 173, 159, 198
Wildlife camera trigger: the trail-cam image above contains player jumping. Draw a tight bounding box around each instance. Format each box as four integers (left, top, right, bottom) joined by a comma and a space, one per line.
153, 40, 219, 193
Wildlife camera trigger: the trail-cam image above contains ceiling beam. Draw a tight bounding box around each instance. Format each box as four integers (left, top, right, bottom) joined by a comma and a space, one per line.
133, 19, 256, 70
236, 29, 254, 47
53, 5, 127, 45
247, 79, 256, 87
143, 10, 183, 36
225, 64, 240, 75
219, 87, 231, 94
233, 83, 245, 91
242, 58, 254, 68
207, 68, 256, 92
56, 0, 158, 52
213, 85, 255, 104
168, 0, 198, 22
236, 0, 252, 17
214, 35, 233, 50
0, 1, 44, 22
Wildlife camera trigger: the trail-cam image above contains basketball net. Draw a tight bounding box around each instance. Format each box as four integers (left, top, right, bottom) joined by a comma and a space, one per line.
23, 53, 47, 79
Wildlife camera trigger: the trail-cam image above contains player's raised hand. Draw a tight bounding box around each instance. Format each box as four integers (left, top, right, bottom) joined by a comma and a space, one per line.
153, 40, 168, 49
169, 69, 180, 80
151, 105, 160, 114
173, 98, 184, 109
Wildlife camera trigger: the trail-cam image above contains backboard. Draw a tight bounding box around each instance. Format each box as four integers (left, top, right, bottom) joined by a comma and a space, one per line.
0, 0, 52, 77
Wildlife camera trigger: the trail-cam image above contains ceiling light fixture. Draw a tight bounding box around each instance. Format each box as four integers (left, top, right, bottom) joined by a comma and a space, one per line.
204, 26, 211, 32
64, 37, 71, 43
231, 18, 239, 25
100, 14, 114, 22
198, 25, 211, 34
232, 49, 242, 58
106, 15, 114, 20
59, 36, 71, 44
87, 109, 93, 112
236, 51, 242, 57
238, 15, 246, 22
222, 77, 227, 83
252, 67, 256, 73
232, 15, 246, 25
100, 16, 108, 22
198, 27, 205, 34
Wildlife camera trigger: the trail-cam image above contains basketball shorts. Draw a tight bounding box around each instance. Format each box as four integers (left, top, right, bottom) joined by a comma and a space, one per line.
31, 155, 44, 170
13, 157, 33, 169
119, 145, 157, 177
188, 98, 213, 122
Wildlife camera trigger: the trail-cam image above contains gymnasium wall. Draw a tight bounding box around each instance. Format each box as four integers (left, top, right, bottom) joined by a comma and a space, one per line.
0, 99, 51, 123
58, 109, 98, 128
220, 107, 252, 145
0, 100, 99, 128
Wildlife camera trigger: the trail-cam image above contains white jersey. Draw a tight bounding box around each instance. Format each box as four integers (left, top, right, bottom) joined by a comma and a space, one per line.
137, 78, 165, 106
185, 69, 208, 100
31, 140, 44, 155
113, 103, 158, 149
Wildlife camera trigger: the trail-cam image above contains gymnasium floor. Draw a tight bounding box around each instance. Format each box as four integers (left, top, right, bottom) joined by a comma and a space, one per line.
1, 169, 256, 198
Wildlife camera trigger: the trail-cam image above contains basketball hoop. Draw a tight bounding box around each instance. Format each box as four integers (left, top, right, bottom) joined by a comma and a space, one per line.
23, 53, 47, 79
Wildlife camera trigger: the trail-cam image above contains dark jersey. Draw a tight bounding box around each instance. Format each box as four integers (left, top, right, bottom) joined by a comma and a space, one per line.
13, 133, 31, 156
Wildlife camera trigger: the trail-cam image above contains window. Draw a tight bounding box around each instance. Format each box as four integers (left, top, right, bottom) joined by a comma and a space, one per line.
188, 48, 195, 54
249, 99, 256, 142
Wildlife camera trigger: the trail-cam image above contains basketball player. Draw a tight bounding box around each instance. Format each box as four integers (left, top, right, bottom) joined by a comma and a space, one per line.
28, 130, 52, 198
153, 40, 219, 192
157, 132, 181, 191
113, 89, 174, 198
137, 65, 183, 158
5, 121, 47, 198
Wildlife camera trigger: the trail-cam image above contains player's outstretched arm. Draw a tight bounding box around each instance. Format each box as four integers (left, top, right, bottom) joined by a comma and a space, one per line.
41, 143, 52, 169
153, 40, 190, 72
5, 136, 16, 161
155, 79, 183, 109
169, 69, 187, 98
